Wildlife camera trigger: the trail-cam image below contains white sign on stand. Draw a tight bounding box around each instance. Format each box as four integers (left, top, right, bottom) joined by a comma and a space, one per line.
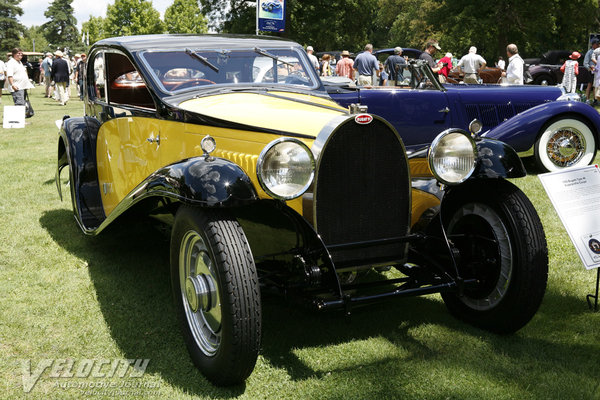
539, 164, 600, 270
3, 105, 26, 128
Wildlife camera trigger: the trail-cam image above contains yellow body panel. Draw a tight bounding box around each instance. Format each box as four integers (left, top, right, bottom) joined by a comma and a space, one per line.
96, 92, 345, 217
178, 92, 346, 137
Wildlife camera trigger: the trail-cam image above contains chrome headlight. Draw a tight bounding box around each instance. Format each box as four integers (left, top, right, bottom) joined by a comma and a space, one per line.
557, 92, 581, 102
257, 138, 315, 200
428, 130, 477, 185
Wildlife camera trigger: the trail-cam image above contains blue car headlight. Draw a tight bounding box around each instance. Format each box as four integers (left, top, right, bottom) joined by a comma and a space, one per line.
257, 138, 315, 200
428, 129, 477, 185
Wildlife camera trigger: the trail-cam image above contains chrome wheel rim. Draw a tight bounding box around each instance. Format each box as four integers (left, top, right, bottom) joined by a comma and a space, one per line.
546, 127, 585, 168
448, 203, 512, 311
179, 230, 222, 356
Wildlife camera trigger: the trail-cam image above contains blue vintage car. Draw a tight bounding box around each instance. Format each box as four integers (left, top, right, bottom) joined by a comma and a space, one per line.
328, 60, 600, 171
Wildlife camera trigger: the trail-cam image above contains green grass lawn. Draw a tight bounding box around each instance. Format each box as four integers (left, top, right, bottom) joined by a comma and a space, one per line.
1, 85, 600, 399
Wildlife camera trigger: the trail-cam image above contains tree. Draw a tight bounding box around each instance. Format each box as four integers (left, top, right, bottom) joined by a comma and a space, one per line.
42, 0, 79, 49
104, 0, 164, 37
0, 0, 25, 52
20, 26, 49, 53
164, 0, 208, 34
81, 15, 107, 45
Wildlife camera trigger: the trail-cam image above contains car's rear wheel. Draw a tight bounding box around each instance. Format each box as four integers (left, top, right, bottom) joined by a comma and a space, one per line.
441, 180, 548, 333
170, 206, 261, 386
534, 117, 596, 172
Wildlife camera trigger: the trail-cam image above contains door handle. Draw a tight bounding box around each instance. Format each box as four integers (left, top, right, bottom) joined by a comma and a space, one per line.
438, 107, 450, 113
147, 135, 160, 145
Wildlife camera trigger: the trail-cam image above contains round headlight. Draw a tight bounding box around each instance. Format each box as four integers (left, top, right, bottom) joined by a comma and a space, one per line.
257, 138, 315, 200
428, 130, 477, 185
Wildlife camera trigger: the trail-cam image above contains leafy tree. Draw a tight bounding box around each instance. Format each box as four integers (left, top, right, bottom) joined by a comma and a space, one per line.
164, 0, 208, 34
0, 0, 25, 52
42, 0, 79, 49
20, 26, 49, 53
104, 0, 164, 37
81, 15, 107, 45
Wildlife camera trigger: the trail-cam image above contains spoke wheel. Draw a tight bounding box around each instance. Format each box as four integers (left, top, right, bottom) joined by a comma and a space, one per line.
171, 206, 261, 386
534, 118, 596, 172
441, 180, 548, 333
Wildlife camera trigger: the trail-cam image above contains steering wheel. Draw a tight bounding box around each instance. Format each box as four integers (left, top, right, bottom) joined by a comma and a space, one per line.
167, 78, 217, 90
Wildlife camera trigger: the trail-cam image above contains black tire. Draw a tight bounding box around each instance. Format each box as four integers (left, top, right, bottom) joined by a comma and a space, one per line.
534, 117, 597, 172
170, 206, 261, 386
533, 74, 554, 85
441, 180, 548, 334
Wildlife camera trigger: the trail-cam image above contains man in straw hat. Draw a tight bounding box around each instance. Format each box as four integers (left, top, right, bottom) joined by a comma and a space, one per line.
335, 50, 354, 80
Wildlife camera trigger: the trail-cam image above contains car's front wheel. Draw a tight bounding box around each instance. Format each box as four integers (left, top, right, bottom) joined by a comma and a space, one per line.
441, 180, 548, 333
534, 117, 596, 172
170, 206, 261, 386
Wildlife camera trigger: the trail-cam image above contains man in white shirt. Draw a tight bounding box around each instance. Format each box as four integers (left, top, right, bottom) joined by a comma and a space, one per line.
502, 44, 524, 84
457, 46, 486, 84
306, 46, 319, 72
5, 48, 34, 105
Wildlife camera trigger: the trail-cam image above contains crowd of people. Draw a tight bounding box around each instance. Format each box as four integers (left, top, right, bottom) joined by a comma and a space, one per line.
305, 40, 527, 87
0, 48, 87, 107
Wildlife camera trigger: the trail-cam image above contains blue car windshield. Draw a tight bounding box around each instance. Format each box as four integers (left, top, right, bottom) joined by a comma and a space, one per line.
140, 48, 319, 93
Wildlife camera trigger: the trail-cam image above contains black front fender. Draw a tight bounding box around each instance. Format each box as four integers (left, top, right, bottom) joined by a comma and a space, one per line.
473, 138, 527, 179
147, 156, 259, 207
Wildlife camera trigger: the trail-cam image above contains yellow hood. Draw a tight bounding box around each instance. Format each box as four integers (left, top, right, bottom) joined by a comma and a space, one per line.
178, 91, 347, 137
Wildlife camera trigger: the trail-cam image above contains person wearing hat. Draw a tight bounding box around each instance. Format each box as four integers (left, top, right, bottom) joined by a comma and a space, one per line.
41, 52, 53, 97
419, 40, 443, 73
438, 52, 454, 84
335, 50, 354, 80
584, 39, 599, 103
306, 46, 319, 72
383, 47, 406, 86
560, 52, 580, 93
51, 50, 70, 105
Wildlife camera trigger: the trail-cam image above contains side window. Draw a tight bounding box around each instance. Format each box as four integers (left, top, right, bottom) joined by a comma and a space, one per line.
91, 53, 106, 102
106, 52, 155, 110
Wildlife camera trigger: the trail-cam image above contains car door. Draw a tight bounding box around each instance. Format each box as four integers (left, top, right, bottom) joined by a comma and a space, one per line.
92, 50, 160, 217
357, 68, 451, 149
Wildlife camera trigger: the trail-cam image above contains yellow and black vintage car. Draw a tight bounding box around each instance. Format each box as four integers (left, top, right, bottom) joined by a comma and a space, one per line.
56, 35, 548, 386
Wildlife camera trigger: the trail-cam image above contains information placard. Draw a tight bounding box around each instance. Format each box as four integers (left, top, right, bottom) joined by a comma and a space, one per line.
539, 165, 600, 269
3, 105, 25, 129
257, 0, 285, 32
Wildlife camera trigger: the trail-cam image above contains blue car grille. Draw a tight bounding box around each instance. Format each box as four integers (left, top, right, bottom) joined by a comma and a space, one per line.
465, 102, 542, 130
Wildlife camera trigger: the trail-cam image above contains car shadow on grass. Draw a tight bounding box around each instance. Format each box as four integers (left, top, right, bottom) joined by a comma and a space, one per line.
40, 209, 600, 399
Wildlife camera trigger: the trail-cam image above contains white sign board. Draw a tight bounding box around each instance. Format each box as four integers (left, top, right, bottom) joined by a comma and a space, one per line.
539, 165, 600, 269
3, 105, 25, 128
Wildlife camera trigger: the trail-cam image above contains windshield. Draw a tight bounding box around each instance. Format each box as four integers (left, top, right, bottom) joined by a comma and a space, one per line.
140, 48, 318, 93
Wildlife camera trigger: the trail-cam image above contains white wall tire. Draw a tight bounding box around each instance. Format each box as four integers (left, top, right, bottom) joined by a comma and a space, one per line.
534, 118, 596, 172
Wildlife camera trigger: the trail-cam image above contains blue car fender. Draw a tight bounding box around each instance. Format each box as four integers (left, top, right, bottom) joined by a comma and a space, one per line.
482, 100, 600, 152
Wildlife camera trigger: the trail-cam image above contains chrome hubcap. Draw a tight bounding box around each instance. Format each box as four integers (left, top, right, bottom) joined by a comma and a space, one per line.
180, 230, 222, 356
547, 128, 585, 167
185, 274, 217, 313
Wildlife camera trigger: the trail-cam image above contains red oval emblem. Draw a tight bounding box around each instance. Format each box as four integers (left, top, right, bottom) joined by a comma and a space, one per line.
355, 114, 373, 125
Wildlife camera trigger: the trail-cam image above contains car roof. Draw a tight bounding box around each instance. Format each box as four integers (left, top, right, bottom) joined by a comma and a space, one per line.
93, 34, 302, 53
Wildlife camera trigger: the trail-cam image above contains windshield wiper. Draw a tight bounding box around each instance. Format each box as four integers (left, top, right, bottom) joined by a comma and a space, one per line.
185, 48, 219, 73
254, 47, 294, 66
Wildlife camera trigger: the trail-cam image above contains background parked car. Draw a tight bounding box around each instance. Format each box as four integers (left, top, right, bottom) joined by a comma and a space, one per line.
525, 50, 593, 86
327, 60, 600, 172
